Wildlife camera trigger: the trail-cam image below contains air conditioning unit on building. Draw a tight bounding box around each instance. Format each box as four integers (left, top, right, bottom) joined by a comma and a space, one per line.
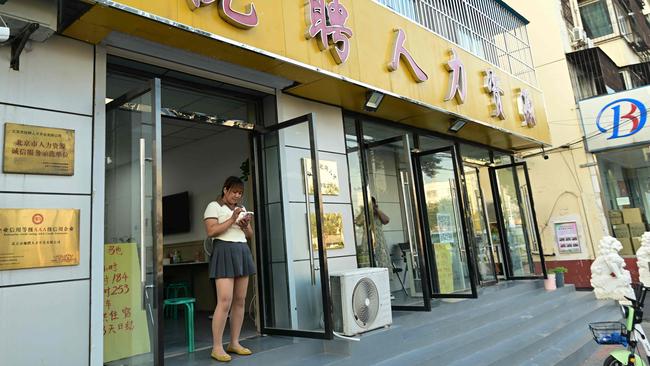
330, 268, 392, 337
571, 26, 588, 44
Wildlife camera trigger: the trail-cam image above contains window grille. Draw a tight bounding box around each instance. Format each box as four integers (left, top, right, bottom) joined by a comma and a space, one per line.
376, 0, 537, 85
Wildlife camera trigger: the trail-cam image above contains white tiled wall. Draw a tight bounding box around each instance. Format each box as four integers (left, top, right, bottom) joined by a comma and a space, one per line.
0, 34, 95, 366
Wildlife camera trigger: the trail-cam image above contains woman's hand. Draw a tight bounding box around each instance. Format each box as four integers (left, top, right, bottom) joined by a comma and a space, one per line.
237, 213, 252, 228
229, 207, 243, 224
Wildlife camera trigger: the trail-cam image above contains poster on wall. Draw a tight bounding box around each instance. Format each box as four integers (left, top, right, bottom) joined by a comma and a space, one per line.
0, 208, 80, 270
554, 221, 581, 254
3, 122, 75, 175
303, 158, 340, 195
104, 243, 151, 363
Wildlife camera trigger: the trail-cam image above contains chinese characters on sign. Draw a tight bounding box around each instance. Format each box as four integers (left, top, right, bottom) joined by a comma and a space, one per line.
483, 69, 506, 120
184, 0, 537, 124
104, 243, 151, 362
0, 208, 80, 270
303, 158, 340, 195
3, 123, 75, 175
305, 0, 353, 64
518, 89, 537, 127
444, 49, 467, 104
388, 28, 428, 83
187, 0, 258, 29
554, 221, 581, 254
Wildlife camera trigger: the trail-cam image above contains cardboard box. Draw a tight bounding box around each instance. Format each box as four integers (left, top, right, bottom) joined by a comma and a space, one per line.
619, 237, 635, 256
629, 223, 647, 237
633, 237, 642, 254
613, 224, 631, 238
623, 208, 643, 224
609, 210, 624, 225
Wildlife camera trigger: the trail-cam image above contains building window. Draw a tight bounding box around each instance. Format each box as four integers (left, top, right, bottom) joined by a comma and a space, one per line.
561, 0, 574, 29
613, 1, 633, 41
579, 0, 614, 38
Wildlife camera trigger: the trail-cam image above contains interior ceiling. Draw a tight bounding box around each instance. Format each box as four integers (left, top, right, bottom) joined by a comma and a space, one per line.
598, 145, 650, 169
162, 117, 234, 152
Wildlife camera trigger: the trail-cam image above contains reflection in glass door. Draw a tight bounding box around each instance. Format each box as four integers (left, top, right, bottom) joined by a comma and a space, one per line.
490, 163, 545, 278
343, 118, 429, 310
255, 114, 332, 338
464, 166, 497, 284
415, 148, 475, 297
104, 78, 163, 365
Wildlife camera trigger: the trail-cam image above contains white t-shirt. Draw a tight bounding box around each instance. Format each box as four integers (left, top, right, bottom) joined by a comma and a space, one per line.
203, 201, 247, 243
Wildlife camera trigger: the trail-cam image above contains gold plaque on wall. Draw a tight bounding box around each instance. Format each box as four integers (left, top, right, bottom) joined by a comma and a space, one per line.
310, 212, 345, 250
0, 208, 80, 270
3, 123, 75, 175
303, 158, 340, 196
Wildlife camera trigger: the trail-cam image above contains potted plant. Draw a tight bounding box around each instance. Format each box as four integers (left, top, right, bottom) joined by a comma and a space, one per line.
549, 266, 568, 288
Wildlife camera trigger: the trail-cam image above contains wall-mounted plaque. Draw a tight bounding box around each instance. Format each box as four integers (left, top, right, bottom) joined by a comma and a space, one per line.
311, 212, 345, 250
0, 208, 80, 270
303, 158, 340, 196
3, 123, 75, 175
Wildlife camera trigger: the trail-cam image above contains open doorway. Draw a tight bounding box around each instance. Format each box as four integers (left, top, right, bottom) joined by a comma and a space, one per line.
160, 117, 257, 356
103, 57, 265, 364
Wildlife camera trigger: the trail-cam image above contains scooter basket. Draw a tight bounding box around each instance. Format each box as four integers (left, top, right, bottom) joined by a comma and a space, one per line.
589, 322, 626, 345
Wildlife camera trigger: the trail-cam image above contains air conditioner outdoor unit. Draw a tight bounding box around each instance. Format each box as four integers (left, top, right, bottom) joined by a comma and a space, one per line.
571, 26, 588, 44
330, 267, 392, 337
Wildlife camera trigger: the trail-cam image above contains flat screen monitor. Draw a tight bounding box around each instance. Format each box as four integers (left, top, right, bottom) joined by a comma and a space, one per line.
162, 191, 191, 235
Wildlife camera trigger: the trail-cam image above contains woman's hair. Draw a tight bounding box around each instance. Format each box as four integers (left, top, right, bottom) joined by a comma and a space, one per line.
220, 176, 244, 198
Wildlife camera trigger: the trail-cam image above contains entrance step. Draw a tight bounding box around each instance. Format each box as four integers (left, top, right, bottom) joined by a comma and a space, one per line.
165, 281, 619, 366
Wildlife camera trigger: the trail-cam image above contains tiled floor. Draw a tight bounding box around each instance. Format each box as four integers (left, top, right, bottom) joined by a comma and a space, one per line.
164, 310, 257, 357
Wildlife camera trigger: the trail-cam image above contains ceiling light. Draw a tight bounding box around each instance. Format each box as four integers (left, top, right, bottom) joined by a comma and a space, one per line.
448, 119, 467, 133
364, 91, 384, 112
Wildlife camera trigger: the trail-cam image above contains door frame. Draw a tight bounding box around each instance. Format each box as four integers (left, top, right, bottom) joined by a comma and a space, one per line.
345, 117, 432, 312
412, 145, 478, 299
104, 78, 165, 365
461, 164, 499, 287
489, 162, 547, 280
252, 113, 334, 340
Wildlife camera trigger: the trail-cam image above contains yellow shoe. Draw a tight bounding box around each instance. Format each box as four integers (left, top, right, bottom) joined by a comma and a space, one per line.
226, 345, 253, 356
210, 352, 232, 362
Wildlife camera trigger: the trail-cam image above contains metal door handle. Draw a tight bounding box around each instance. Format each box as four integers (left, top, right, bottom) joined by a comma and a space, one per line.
139, 138, 147, 310
399, 170, 418, 268
302, 159, 316, 286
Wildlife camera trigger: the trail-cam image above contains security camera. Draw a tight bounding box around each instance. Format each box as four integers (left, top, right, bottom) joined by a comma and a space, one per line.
543, 154, 549, 160
0, 26, 9, 43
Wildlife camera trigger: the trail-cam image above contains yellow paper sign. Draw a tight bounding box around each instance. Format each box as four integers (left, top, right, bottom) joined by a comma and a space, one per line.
104, 243, 151, 363
0, 208, 80, 270
3, 122, 75, 175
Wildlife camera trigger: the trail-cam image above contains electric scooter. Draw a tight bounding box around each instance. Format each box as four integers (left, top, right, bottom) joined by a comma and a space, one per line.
590, 283, 650, 366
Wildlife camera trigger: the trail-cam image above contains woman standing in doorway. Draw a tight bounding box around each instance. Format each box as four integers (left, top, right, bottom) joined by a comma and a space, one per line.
204, 176, 256, 362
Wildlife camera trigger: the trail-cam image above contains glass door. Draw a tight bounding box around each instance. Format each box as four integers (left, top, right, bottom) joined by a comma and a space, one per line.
254, 114, 332, 339
104, 79, 163, 365
463, 166, 497, 285
490, 163, 546, 279
414, 147, 476, 298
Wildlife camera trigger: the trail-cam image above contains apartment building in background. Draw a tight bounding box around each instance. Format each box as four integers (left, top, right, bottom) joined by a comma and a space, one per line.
507, 0, 650, 287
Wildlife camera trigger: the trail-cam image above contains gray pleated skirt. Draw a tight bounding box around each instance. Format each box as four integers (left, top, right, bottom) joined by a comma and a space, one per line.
209, 239, 256, 279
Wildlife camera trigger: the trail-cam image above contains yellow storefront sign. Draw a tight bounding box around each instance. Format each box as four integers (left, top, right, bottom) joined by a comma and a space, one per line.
3, 123, 75, 176
0, 208, 80, 270
104, 243, 151, 363
65, 0, 551, 149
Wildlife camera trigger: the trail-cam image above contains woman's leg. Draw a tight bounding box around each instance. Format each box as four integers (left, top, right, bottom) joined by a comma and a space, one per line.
212, 278, 234, 355
229, 275, 249, 348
